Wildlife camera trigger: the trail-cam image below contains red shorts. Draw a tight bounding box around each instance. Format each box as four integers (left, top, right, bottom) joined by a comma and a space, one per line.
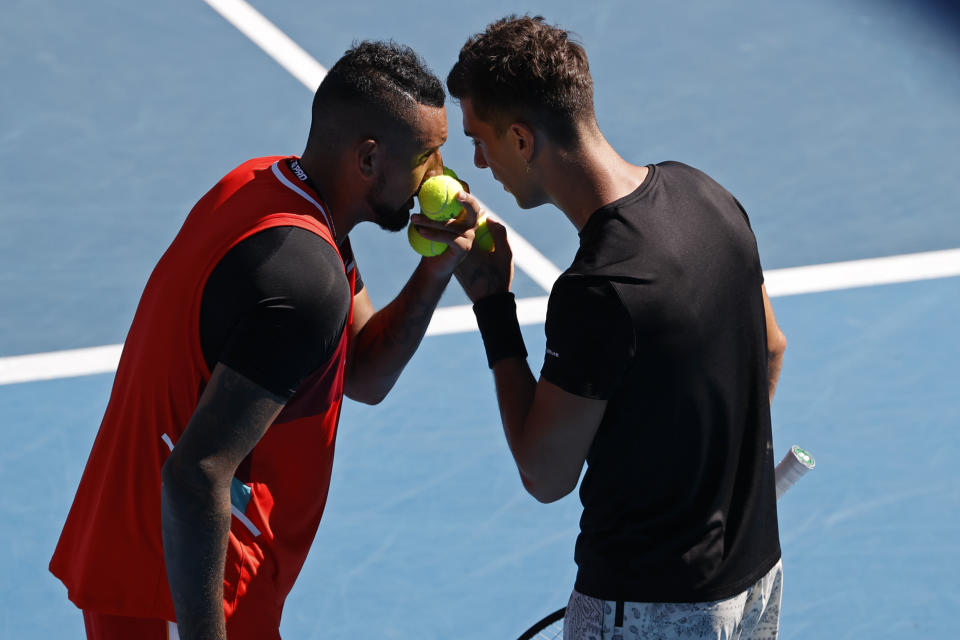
82, 610, 178, 640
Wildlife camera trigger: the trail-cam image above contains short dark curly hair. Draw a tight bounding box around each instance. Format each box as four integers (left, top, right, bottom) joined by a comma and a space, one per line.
447, 15, 593, 149
309, 40, 445, 145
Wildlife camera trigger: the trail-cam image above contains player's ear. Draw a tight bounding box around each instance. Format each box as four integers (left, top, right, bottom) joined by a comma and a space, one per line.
356, 139, 379, 180
509, 122, 536, 163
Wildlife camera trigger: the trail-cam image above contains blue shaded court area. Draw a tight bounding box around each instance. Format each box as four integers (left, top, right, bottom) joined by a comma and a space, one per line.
1, 0, 958, 638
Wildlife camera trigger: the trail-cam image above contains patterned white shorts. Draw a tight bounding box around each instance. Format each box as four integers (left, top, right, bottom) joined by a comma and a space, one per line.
563, 560, 783, 640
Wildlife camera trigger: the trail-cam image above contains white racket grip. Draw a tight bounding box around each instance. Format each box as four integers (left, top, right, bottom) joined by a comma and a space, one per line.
774, 445, 816, 500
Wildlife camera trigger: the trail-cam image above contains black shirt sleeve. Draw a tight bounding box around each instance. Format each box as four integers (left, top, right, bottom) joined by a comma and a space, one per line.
339, 236, 364, 294
199, 226, 352, 398
732, 196, 764, 285
540, 277, 635, 400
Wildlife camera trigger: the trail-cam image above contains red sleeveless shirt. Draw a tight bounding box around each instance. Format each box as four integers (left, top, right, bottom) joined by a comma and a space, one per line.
50, 157, 355, 636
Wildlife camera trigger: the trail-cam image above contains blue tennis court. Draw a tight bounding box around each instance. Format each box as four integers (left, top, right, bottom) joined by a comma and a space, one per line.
2, 1, 958, 637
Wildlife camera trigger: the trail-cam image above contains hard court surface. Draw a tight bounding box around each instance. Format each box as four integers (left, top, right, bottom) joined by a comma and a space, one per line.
1, 1, 958, 637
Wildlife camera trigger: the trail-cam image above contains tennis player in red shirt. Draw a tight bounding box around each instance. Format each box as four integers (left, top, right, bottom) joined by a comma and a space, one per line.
50, 41, 483, 640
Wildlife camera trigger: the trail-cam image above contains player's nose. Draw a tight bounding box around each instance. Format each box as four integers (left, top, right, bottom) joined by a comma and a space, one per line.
473, 145, 487, 169
430, 150, 444, 173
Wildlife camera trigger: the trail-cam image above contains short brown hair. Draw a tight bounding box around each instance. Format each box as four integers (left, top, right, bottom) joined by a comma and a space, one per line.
447, 15, 594, 149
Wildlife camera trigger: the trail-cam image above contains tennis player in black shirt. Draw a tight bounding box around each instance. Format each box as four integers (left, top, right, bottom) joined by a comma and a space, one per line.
418, 15, 789, 640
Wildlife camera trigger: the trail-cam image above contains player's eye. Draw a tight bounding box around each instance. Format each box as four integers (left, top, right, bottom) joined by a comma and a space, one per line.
417, 148, 438, 166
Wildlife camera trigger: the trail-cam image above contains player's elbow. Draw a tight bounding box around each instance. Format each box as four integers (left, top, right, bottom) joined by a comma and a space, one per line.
161, 451, 227, 502
343, 366, 387, 404
344, 381, 389, 405
526, 483, 575, 504
521, 472, 576, 504
768, 326, 787, 360
343, 363, 395, 405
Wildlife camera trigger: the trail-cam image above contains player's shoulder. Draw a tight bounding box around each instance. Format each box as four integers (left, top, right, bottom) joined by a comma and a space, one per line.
545, 275, 633, 351
655, 160, 716, 184
212, 155, 291, 195
236, 155, 289, 171
220, 155, 288, 178
655, 161, 740, 201
548, 274, 620, 310
226, 227, 345, 287
272, 227, 347, 276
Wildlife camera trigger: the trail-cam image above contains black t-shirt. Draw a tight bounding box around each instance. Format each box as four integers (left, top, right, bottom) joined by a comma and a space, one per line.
541, 161, 780, 602
199, 226, 361, 398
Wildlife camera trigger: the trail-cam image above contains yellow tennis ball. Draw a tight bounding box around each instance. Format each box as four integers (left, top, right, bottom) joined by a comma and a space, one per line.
418, 175, 463, 221
407, 221, 447, 257
474, 215, 494, 252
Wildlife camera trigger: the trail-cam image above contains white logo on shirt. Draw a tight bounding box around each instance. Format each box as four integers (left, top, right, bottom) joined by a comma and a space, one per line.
546, 348, 560, 358
291, 160, 309, 182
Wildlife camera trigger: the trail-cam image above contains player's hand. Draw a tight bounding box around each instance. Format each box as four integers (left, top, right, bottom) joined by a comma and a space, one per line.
452, 192, 514, 303
409, 180, 477, 275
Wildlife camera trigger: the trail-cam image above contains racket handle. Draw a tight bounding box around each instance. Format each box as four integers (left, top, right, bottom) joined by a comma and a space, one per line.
774, 445, 815, 500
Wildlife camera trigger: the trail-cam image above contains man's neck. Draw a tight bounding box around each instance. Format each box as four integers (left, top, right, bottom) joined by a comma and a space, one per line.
298, 153, 361, 245
544, 135, 648, 232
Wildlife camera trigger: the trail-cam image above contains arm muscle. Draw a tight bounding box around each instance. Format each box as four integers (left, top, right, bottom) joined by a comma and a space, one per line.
161, 364, 285, 640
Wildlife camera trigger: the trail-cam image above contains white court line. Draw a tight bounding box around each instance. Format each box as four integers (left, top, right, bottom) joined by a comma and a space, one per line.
426, 248, 960, 336
4, 249, 957, 386
0, 344, 123, 386
203, 0, 327, 90
762, 248, 960, 297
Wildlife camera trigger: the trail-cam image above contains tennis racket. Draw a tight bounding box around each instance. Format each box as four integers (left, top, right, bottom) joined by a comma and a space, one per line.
515, 445, 816, 640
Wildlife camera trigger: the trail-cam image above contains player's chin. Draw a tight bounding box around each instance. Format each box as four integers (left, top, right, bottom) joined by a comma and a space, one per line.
512, 193, 535, 209
375, 206, 411, 233
512, 188, 544, 210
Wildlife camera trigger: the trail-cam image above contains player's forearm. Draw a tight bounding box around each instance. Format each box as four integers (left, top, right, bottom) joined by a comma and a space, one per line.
345, 261, 452, 404
761, 285, 786, 403
161, 468, 231, 640
767, 329, 787, 402
491, 357, 539, 477
469, 292, 538, 480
